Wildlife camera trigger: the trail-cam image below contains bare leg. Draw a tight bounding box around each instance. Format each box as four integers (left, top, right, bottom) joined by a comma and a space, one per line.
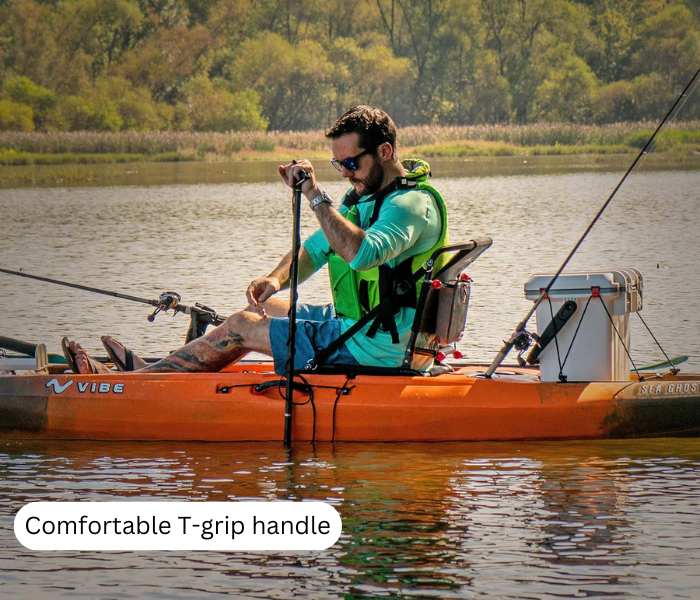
71, 308, 274, 375
96, 297, 290, 371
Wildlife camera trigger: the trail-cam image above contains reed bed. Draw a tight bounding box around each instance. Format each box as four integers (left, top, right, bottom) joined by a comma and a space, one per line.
0, 121, 697, 157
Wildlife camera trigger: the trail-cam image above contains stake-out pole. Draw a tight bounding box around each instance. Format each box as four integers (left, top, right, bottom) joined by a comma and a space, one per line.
284, 171, 308, 447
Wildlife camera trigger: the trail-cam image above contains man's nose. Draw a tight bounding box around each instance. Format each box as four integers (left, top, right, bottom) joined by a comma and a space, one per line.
341, 165, 353, 177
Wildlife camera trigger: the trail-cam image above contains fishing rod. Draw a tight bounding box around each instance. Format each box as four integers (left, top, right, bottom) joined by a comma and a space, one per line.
0, 267, 225, 341
485, 65, 700, 378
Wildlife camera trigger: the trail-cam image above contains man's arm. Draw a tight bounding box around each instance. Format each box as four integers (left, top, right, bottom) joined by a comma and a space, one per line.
307, 201, 365, 263
246, 247, 315, 309
277, 160, 366, 263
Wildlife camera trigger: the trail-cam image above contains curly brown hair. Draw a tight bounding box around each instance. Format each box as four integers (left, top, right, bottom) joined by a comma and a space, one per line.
325, 105, 398, 158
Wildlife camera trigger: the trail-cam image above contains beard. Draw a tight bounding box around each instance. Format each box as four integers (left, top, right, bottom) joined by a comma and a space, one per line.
350, 158, 385, 196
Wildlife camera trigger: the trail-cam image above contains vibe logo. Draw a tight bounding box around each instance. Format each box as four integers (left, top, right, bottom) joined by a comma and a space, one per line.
45, 379, 74, 394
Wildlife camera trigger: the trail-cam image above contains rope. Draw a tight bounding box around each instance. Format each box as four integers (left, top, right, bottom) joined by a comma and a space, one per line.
636, 312, 679, 375
559, 295, 593, 375
331, 377, 355, 443
546, 297, 565, 381
596, 296, 644, 381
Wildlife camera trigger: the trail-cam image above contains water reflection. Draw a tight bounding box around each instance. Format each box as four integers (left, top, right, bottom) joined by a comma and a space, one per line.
3, 440, 700, 599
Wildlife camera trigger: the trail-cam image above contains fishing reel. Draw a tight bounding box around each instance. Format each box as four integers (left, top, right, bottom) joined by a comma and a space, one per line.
508, 329, 535, 367
147, 291, 182, 322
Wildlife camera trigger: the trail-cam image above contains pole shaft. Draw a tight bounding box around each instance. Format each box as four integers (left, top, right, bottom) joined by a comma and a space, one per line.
284, 182, 304, 447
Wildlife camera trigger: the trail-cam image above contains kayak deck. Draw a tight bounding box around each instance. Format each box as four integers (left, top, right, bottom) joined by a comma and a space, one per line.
2, 363, 700, 442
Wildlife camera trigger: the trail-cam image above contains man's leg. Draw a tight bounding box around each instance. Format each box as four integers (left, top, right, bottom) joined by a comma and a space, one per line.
92, 297, 292, 373
71, 308, 274, 375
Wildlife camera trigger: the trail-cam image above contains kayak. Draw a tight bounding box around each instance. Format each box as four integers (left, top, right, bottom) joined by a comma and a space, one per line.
1, 240, 697, 443
2, 361, 699, 441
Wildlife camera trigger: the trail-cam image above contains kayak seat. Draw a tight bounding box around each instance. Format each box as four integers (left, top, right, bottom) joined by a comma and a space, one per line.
311, 237, 493, 378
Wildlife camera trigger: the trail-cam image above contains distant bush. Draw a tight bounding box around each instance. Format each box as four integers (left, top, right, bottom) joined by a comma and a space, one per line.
0, 76, 56, 130
0, 100, 35, 132
57, 96, 123, 132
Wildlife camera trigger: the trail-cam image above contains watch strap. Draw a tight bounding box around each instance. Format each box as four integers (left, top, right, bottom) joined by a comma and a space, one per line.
309, 191, 332, 210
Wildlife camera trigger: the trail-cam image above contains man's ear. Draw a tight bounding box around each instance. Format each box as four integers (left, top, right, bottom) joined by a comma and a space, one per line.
378, 142, 393, 161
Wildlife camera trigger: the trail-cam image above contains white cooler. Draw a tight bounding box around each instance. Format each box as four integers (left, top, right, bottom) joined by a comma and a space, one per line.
524, 269, 643, 382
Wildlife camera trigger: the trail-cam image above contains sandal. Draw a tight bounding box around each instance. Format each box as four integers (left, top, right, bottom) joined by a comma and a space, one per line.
101, 336, 135, 371
61, 337, 101, 374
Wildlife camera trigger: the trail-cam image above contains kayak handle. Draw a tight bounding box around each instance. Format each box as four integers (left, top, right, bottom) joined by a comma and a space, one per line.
253, 380, 312, 396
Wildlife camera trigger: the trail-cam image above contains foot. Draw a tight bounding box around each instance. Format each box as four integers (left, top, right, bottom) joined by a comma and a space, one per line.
101, 336, 148, 371
68, 340, 112, 375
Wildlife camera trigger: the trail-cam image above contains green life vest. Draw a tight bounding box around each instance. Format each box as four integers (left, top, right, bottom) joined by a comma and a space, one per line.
327, 159, 449, 342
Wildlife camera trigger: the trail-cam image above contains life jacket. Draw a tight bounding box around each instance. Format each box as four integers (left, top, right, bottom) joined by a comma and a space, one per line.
327, 159, 449, 343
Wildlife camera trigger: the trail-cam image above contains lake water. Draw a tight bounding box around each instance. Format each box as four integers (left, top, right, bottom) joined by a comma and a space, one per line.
1, 157, 699, 599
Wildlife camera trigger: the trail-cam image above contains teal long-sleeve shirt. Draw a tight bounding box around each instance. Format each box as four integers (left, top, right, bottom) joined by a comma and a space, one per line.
302, 187, 443, 369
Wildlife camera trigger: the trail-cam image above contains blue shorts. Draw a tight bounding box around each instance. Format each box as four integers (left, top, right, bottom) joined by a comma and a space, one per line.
268, 303, 360, 375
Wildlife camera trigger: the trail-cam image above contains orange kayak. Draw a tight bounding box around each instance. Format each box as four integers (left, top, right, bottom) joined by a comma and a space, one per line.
2, 362, 699, 442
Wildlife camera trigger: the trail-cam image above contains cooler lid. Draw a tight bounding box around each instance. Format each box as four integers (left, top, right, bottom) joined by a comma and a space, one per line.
524, 271, 621, 300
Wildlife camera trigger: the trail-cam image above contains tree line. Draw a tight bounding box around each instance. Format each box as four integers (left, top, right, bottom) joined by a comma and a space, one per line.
0, 0, 698, 133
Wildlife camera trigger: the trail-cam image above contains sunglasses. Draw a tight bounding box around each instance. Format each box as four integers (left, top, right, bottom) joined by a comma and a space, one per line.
330, 145, 379, 172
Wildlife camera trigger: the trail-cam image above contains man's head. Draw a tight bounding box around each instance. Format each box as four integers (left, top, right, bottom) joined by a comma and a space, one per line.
325, 105, 403, 196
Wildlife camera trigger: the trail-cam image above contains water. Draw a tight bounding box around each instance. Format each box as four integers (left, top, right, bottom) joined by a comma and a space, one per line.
1, 158, 700, 598
2, 440, 700, 599
0, 158, 698, 368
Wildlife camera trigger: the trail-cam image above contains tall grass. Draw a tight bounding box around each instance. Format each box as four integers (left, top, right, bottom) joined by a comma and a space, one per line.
0, 121, 697, 156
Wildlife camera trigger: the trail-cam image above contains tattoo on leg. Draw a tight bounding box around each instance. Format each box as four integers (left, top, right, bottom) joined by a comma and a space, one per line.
215, 333, 244, 351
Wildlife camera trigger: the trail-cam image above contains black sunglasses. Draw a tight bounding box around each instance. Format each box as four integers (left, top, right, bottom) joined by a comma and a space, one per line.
330, 145, 379, 172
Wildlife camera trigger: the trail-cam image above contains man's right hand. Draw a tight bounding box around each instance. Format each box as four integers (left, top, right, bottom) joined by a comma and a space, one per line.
246, 277, 281, 316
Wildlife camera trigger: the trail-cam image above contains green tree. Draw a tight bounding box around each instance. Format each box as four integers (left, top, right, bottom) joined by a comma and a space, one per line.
586, 0, 642, 83
0, 75, 56, 129
184, 75, 267, 131
54, 0, 144, 78
56, 94, 123, 131
532, 48, 597, 122
0, 99, 34, 131
327, 37, 413, 121
227, 31, 334, 130
116, 23, 212, 101
480, 0, 591, 123
631, 2, 700, 89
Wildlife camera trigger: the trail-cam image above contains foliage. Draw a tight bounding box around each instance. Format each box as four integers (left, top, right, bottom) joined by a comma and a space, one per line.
0, 0, 698, 132
2, 121, 697, 156
0, 99, 34, 131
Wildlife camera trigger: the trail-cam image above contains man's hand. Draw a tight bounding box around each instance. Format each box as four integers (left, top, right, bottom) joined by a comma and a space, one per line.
246, 277, 281, 316
279, 159, 317, 198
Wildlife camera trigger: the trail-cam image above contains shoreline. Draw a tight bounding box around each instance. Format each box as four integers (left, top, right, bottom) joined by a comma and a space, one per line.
2, 153, 699, 189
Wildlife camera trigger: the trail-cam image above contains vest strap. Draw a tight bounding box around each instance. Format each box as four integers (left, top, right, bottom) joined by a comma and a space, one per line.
308, 262, 431, 369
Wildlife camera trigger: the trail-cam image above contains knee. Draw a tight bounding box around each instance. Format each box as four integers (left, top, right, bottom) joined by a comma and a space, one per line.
221, 310, 259, 335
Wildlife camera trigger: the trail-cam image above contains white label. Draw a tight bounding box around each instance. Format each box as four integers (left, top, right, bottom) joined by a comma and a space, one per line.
15, 501, 341, 551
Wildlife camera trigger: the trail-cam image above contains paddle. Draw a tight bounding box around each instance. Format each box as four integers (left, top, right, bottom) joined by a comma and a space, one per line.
284, 167, 309, 448
635, 355, 689, 372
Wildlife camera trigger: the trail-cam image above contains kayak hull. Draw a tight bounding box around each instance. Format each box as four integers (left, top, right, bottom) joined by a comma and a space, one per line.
1, 364, 700, 442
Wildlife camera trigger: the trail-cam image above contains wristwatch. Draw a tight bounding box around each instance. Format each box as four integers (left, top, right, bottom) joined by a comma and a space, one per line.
309, 191, 333, 210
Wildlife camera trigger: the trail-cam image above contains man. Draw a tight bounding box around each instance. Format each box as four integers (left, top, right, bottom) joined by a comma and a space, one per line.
66, 105, 448, 375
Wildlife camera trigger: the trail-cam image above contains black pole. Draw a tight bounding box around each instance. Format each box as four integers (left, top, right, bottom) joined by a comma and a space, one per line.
485, 65, 700, 378
284, 172, 308, 448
